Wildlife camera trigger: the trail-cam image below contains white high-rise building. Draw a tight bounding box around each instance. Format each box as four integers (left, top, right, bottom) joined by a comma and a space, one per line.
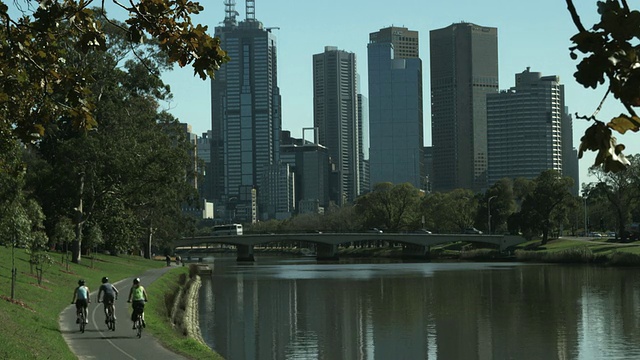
487, 68, 577, 187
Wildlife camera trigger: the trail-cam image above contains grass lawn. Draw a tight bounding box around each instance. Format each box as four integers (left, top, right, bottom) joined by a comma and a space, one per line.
511, 237, 640, 264
518, 237, 640, 253
0, 247, 164, 359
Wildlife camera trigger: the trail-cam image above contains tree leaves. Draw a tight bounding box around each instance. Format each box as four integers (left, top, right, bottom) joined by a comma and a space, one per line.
0, 0, 229, 143
578, 121, 631, 172
608, 114, 640, 134
568, 0, 640, 172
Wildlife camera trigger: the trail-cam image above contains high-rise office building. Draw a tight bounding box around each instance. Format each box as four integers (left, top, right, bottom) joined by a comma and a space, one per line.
368, 26, 425, 190
357, 93, 369, 194
430, 22, 498, 193
313, 46, 361, 205
211, 1, 281, 221
369, 26, 419, 59
280, 129, 331, 214
487, 68, 579, 190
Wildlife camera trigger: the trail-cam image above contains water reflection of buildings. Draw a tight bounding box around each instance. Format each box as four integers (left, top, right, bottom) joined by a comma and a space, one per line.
198, 263, 640, 360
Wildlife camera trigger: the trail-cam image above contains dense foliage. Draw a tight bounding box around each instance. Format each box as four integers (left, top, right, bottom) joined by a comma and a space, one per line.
244, 170, 581, 244
568, 0, 640, 171
0, 10, 203, 263
0, 0, 228, 144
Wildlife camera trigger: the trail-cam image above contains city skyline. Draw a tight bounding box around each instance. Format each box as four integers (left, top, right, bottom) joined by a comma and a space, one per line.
160, 1, 624, 189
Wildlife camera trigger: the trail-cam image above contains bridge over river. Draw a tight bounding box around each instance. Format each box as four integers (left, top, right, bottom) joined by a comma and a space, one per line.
174, 233, 526, 261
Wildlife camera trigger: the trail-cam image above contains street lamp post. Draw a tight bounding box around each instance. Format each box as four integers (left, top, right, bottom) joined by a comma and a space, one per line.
487, 195, 497, 235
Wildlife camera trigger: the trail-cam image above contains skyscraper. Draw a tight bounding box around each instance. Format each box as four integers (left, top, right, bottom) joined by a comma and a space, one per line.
211, 0, 281, 221
487, 68, 579, 189
430, 23, 498, 193
313, 46, 360, 205
368, 26, 425, 189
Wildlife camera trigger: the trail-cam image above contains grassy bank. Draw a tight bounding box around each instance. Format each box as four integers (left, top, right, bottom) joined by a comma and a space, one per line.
324, 237, 640, 265
0, 247, 164, 359
512, 237, 640, 265
145, 265, 222, 360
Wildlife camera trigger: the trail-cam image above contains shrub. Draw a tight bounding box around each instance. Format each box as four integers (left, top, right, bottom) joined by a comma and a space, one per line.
608, 251, 640, 266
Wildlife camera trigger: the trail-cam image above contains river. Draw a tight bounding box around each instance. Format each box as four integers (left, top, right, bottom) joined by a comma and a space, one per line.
198, 256, 640, 360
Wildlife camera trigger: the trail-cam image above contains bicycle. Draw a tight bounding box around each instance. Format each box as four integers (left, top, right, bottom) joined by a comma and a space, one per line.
129, 300, 145, 338
133, 311, 143, 338
74, 305, 86, 333
99, 298, 117, 331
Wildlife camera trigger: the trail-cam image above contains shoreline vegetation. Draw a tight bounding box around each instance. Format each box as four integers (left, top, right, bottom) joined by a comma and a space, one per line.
1, 236, 639, 359
207, 236, 640, 266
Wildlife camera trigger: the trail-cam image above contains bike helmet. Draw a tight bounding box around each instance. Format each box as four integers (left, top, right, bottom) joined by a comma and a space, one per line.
102, 277, 109, 283
133, 278, 140, 285
78, 279, 85, 285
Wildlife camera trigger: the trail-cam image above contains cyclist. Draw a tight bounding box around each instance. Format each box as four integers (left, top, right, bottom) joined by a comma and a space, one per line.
127, 277, 148, 329
97, 276, 119, 324
71, 279, 90, 324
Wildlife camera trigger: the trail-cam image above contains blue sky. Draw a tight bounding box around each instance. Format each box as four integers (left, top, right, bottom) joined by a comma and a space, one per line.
160, 0, 627, 189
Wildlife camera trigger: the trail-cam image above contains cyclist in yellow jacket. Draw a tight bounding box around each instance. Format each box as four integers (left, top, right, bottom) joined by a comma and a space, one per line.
127, 277, 149, 329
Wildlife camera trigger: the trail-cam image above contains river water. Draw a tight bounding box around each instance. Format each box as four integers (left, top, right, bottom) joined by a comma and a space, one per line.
198, 256, 640, 360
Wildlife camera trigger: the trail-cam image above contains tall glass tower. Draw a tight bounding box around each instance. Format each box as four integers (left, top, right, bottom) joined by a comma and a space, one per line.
211, 0, 281, 221
368, 26, 425, 190
430, 23, 498, 193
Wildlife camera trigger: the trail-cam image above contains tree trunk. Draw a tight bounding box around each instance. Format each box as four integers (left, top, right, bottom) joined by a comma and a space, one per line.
540, 219, 550, 245
145, 220, 153, 259
72, 173, 85, 264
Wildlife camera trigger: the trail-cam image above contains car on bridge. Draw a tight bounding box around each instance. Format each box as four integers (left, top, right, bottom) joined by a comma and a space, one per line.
464, 228, 483, 235
367, 228, 383, 234
413, 229, 432, 234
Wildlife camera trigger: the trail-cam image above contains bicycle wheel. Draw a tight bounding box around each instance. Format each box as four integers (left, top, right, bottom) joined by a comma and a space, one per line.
106, 307, 114, 331
136, 318, 142, 338
80, 313, 85, 333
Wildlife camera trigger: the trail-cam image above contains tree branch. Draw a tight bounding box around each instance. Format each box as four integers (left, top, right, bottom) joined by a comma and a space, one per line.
621, 0, 631, 13
566, 0, 587, 33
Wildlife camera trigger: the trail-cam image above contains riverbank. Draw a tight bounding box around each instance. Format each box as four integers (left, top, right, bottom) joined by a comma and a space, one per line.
145, 265, 222, 360
332, 236, 640, 265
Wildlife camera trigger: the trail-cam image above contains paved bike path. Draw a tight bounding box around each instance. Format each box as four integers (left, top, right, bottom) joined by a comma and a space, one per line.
60, 265, 188, 360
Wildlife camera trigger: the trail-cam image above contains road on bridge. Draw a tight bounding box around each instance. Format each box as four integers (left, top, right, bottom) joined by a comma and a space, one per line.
60, 265, 188, 360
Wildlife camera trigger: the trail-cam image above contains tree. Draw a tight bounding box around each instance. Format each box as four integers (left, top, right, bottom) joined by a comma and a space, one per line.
518, 170, 574, 244
422, 189, 477, 233
25, 19, 197, 262
0, 1, 228, 143
567, 0, 640, 171
0, 140, 42, 298
478, 178, 517, 234
355, 183, 422, 232
585, 153, 640, 239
